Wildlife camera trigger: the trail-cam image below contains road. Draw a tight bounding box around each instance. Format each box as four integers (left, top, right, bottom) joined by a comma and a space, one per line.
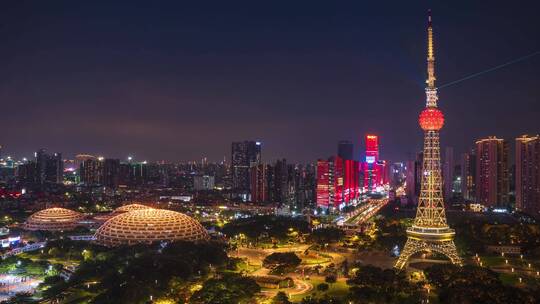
344, 199, 389, 226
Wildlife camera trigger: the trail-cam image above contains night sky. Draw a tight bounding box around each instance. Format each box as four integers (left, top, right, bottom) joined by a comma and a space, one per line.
0, 1, 539, 163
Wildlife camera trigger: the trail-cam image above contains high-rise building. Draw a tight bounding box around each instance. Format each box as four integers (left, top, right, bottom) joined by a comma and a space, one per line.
194, 175, 215, 191
337, 140, 354, 160
16, 161, 37, 184
515, 135, 540, 217
405, 152, 424, 204
389, 162, 406, 188
80, 158, 105, 186
316, 159, 333, 210
452, 164, 462, 196
270, 159, 288, 204
316, 156, 360, 210
290, 163, 316, 211
35, 149, 63, 185
361, 135, 387, 192
103, 159, 120, 188
343, 159, 360, 203
250, 164, 268, 202
231, 141, 261, 199
443, 147, 454, 201
75, 154, 96, 171
80, 157, 121, 188
475, 137, 509, 207
460, 150, 476, 201
395, 11, 461, 269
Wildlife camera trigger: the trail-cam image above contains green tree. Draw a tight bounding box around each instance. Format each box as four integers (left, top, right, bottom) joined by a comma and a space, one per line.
325, 275, 337, 284
317, 283, 329, 291
272, 291, 292, 304
425, 264, 538, 304
311, 227, 345, 245
346, 265, 421, 303
263, 252, 302, 275
189, 273, 260, 304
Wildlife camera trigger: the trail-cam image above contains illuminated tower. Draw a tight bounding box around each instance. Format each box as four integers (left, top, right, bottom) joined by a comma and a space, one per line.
364, 135, 380, 192
395, 11, 462, 270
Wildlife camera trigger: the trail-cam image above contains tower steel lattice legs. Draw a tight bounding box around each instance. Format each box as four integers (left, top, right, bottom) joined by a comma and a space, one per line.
395, 238, 462, 270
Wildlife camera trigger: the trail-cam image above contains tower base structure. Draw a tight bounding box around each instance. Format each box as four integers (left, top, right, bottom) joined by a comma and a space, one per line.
394, 225, 462, 270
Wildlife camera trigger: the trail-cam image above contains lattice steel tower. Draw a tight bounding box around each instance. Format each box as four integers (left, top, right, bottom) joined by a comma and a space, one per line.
395, 11, 462, 270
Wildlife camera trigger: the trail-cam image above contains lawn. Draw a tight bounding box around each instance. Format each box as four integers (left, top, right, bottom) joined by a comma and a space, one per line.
234, 259, 261, 274
479, 255, 506, 267
498, 272, 519, 285
300, 252, 332, 266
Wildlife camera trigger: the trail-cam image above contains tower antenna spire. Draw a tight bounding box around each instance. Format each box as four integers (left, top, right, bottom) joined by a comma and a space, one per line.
426, 9, 436, 90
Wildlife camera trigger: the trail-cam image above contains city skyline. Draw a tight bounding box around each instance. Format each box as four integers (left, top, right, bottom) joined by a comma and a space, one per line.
1, 7, 540, 303
0, 2, 539, 162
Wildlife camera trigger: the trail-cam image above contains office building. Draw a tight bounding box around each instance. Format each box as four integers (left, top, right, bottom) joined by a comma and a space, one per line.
231, 141, 261, 199
337, 140, 354, 160
316, 156, 360, 210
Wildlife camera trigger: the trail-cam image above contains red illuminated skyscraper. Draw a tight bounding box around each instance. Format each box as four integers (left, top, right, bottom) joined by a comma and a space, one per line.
316, 156, 360, 210
365, 135, 379, 162
316, 159, 333, 209
361, 135, 387, 192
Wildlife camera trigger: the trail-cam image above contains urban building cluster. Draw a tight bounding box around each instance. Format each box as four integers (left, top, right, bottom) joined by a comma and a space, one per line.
231, 141, 316, 212
0, 142, 317, 213
0, 133, 537, 220
316, 135, 390, 211
406, 134, 540, 218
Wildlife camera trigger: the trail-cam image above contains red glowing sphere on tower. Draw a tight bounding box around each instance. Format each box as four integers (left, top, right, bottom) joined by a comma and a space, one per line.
419, 108, 444, 131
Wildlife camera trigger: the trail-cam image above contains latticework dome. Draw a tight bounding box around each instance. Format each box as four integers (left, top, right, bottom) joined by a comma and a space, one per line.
94, 209, 209, 247
114, 203, 154, 213
25, 208, 84, 231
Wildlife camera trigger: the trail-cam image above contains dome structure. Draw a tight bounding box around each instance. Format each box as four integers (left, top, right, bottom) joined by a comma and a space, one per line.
419, 108, 444, 131
114, 203, 154, 214
25, 208, 84, 231
94, 209, 209, 247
